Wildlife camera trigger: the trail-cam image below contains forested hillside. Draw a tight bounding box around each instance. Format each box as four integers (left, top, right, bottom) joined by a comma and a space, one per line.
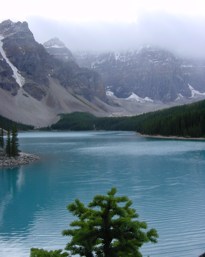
135, 100, 205, 137
0, 115, 33, 130
51, 100, 205, 138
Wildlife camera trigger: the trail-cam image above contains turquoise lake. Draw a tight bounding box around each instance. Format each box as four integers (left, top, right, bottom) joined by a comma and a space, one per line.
0, 131, 205, 257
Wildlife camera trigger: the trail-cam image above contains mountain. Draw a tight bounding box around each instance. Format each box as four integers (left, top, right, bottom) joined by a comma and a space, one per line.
1, 20, 205, 128
75, 47, 205, 103
0, 20, 110, 127
43, 37, 74, 62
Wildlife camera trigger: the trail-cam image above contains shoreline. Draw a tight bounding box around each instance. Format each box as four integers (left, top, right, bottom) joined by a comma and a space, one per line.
0, 152, 40, 168
139, 133, 205, 141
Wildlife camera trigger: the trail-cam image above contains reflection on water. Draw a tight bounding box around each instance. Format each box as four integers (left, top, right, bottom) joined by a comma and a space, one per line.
0, 131, 205, 257
16, 167, 25, 191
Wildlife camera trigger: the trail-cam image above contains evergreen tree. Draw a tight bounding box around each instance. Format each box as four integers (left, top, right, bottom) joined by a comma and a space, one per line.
30, 248, 68, 257
63, 188, 158, 257
5, 129, 11, 157
11, 126, 19, 157
0, 128, 4, 148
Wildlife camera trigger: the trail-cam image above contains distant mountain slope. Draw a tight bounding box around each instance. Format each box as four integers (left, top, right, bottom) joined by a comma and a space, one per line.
75, 47, 205, 103
0, 20, 109, 127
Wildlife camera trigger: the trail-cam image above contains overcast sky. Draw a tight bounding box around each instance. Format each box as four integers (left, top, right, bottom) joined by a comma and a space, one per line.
1, 0, 205, 57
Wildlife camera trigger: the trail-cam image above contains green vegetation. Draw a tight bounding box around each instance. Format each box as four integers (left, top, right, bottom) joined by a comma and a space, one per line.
51, 112, 97, 131
0, 114, 32, 156
50, 112, 134, 131
51, 100, 205, 138
0, 128, 4, 148
1, 99, 204, 137
135, 100, 205, 138
30, 249, 68, 257
11, 126, 19, 156
5, 129, 11, 157
1, 126, 20, 157
63, 188, 158, 257
0, 114, 33, 131
31, 188, 158, 257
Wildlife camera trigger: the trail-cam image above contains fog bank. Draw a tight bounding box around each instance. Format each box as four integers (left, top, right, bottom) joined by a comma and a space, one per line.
28, 13, 205, 58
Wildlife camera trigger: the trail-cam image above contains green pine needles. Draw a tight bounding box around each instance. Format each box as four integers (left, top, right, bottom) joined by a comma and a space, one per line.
0, 128, 4, 149
30, 248, 68, 257
63, 188, 158, 257
30, 188, 158, 257
4, 126, 19, 157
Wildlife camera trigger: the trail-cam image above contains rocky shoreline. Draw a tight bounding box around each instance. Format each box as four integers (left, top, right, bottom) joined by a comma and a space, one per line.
0, 152, 40, 168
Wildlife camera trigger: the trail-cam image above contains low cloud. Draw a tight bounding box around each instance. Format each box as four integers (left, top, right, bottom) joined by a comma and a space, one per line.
28, 14, 205, 58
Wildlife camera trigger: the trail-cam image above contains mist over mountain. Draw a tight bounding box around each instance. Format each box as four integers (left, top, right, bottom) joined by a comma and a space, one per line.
44, 34, 205, 105
28, 13, 205, 58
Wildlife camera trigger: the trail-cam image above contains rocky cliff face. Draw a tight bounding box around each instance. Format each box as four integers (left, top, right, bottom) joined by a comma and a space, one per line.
43, 37, 106, 101
0, 20, 51, 100
0, 20, 108, 126
75, 47, 205, 103
0, 20, 107, 102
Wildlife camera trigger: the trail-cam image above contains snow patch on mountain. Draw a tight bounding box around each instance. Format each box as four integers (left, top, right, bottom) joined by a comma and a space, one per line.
175, 93, 184, 101
106, 90, 154, 103
48, 44, 63, 48
126, 93, 153, 103
188, 84, 205, 98
106, 90, 114, 96
0, 35, 25, 87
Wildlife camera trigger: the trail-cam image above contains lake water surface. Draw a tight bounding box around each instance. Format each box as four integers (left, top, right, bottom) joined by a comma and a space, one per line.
0, 131, 205, 257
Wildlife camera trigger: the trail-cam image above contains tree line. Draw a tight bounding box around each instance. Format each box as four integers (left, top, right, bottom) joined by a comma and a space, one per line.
50, 100, 205, 138
0, 114, 33, 131
1, 99, 205, 138
134, 100, 205, 137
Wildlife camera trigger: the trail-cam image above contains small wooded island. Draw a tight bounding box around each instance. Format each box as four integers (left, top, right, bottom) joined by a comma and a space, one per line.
0, 127, 39, 168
